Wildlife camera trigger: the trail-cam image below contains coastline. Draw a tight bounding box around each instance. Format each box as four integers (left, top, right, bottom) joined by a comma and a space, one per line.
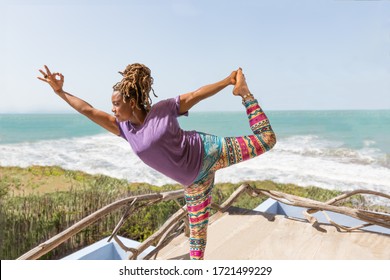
2, 111, 389, 200
1, 165, 388, 210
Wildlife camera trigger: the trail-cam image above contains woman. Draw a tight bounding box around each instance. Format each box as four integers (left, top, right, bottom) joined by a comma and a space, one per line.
38, 63, 276, 260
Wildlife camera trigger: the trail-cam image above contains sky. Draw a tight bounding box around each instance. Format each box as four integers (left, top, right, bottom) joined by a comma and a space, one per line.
1, 0, 389, 113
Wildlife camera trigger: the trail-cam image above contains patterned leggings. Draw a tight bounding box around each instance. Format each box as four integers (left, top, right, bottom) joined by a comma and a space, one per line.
184, 99, 276, 260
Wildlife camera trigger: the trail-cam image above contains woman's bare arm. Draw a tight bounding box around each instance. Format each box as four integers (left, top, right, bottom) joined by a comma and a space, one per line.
179, 70, 237, 114
37, 65, 119, 135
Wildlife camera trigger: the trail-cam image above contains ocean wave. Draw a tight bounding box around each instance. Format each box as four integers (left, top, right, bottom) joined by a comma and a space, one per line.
0, 133, 389, 205
275, 135, 389, 168
0, 134, 176, 186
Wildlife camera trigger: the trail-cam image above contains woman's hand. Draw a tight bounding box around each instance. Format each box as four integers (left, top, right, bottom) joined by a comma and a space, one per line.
37, 65, 64, 93
228, 70, 238, 86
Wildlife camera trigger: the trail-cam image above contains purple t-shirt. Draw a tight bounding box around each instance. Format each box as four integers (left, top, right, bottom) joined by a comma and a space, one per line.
116, 96, 203, 186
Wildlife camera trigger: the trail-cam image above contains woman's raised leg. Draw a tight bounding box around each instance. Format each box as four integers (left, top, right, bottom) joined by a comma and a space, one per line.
212, 68, 276, 170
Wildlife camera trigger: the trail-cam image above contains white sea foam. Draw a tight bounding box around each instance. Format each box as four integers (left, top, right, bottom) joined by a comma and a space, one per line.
0, 134, 174, 186
1, 133, 389, 205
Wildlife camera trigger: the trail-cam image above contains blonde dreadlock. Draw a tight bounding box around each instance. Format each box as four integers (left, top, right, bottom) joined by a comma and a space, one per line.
113, 63, 157, 113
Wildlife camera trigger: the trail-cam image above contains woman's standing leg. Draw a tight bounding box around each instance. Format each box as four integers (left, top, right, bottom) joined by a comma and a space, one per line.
184, 171, 215, 260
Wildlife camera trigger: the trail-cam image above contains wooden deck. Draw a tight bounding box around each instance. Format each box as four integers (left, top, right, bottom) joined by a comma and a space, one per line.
156, 207, 390, 260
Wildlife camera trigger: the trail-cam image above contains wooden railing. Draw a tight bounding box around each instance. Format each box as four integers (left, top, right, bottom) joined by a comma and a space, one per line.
17, 184, 390, 260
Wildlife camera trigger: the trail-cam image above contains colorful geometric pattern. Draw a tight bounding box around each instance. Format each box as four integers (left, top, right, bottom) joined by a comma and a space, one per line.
212, 99, 276, 171
184, 99, 276, 260
184, 171, 214, 260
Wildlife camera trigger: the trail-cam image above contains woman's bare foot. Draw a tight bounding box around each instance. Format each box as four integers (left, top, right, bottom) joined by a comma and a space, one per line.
233, 68, 251, 97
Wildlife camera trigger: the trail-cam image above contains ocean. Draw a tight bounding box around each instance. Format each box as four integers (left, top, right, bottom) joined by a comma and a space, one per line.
1, 110, 389, 205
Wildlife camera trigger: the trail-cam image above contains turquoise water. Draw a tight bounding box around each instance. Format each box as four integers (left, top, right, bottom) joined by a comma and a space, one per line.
181, 110, 390, 154
0, 114, 106, 144
2, 110, 389, 153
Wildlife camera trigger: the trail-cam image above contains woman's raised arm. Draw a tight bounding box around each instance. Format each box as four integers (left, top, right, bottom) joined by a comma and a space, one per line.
179, 70, 237, 114
37, 65, 120, 136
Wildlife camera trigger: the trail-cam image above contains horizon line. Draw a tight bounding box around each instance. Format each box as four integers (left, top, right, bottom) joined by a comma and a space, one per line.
1, 108, 390, 114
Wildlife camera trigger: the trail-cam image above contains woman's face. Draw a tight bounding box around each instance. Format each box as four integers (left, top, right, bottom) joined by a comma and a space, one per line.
111, 91, 132, 122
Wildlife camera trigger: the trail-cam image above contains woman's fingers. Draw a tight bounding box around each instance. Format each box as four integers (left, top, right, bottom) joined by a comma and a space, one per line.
44, 65, 52, 76
38, 66, 64, 92
53, 72, 64, 82
37, 76, 47, 82
38, 66, 54, 82
39, 69, 47, 78
38, 68, 49, 82
39, 67, 60, 79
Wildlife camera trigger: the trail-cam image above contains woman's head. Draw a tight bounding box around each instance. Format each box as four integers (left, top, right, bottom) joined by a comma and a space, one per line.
112, 63, 157, 113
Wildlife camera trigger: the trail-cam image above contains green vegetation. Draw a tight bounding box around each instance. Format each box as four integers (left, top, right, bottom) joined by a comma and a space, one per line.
0, 166, 387, 260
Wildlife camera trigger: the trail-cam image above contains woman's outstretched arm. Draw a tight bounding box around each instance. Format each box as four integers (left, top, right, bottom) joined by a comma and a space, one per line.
179, 70, 237, 114
38, 65, 120, 135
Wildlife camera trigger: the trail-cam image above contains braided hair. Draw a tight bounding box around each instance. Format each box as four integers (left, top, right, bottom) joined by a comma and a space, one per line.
113, 63, 157, 113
